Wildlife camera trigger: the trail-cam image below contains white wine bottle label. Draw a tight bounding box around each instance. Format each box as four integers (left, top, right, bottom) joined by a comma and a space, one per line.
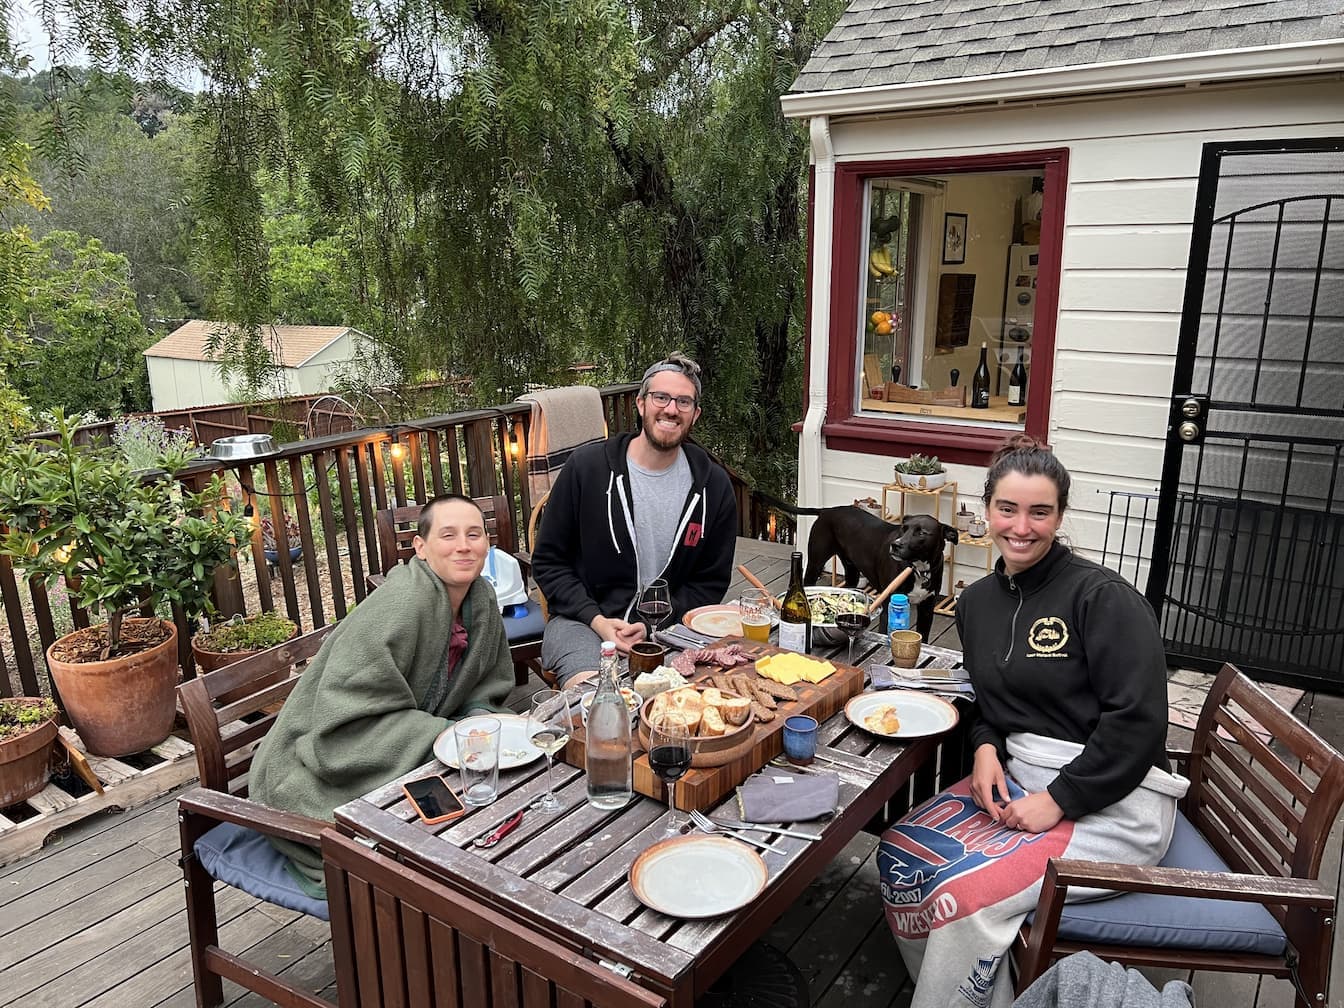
1008, 382, 1023, 406
778, 620, 809, 653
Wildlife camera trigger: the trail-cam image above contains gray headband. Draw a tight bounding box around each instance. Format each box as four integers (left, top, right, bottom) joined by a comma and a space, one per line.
640, 361, 702, 399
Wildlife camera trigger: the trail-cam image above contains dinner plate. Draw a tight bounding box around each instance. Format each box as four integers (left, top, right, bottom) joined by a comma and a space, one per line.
844, 691, 959, 740
433, 714, 544, 770
629, 834, 767, 918
682, 603, 777, 639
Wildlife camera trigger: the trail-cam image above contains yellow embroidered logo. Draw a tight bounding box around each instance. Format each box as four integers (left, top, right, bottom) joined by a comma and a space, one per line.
1028, 616, 1069, 654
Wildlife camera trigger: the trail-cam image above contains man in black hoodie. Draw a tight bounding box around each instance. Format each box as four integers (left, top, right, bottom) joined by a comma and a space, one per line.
533, 353, 738, 685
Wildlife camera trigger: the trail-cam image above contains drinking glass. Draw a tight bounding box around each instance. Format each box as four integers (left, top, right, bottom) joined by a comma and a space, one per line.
647, 713, 692, 834
455, 717, 501, 807
835, 610, 870, 665
740, 589, 772, 643
528, 689, 577, 813
637, 578, 672, 638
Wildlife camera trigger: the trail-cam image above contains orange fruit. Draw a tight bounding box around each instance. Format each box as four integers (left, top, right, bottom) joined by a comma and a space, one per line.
870, 311, 889, 325
875, 320, 893, 335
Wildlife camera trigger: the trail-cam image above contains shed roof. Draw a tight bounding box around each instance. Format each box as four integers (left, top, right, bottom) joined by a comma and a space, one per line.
144, 320, 356, 368
790, 0, 1344, 96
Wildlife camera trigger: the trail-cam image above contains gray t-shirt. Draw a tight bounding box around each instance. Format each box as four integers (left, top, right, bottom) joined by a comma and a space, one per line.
628, 450, 692, 589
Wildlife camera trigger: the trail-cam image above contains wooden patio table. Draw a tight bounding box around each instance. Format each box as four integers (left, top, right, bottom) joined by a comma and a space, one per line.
331, 636, 968, 1008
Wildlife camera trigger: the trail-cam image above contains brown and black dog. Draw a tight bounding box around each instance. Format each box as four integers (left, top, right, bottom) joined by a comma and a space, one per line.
763, 497, 957, 640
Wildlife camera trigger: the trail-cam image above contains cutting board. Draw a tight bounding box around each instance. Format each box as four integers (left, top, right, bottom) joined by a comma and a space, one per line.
561, 638, 865, 810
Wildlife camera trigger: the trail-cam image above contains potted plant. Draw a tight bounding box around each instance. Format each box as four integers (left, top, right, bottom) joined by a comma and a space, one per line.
0, 697, 59, 807
893, 453, 947, 490
0, 412, 250, 757
192, 611, 298, 674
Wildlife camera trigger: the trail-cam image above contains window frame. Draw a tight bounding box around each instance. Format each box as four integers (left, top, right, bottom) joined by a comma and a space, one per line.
822, 148, 1069, 465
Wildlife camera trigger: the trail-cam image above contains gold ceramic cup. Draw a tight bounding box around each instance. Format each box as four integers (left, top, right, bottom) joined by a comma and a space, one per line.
629, 641, 668, 676
890, 630, 923, 669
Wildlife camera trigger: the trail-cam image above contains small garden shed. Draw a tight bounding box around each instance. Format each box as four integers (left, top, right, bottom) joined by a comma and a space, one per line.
144, 320, 368, 411
783, 0, 1343, 684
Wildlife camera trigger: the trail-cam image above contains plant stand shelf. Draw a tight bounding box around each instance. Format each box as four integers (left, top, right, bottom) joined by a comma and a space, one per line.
0, 726, 198, 867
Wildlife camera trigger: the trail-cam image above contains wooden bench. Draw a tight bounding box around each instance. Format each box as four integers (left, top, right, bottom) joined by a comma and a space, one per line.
1013, 662, 1344, 1006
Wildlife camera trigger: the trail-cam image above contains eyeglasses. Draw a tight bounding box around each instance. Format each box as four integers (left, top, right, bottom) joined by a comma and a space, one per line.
644, 391, 698, 412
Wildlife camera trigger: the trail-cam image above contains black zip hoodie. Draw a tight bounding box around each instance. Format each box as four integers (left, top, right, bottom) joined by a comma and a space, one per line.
956, 540, 1170, 820
532, 432, 738, 627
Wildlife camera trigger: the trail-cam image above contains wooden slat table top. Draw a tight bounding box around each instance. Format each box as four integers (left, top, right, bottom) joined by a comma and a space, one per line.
334, 626, 964, 1006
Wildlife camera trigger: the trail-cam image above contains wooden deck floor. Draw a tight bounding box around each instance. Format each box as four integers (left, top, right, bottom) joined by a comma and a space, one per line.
2, 538, 1341, 1007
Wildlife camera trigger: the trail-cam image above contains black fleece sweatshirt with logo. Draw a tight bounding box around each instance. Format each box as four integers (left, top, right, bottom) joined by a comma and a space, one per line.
532, 432, 738, 628
956, 540, 1170, 820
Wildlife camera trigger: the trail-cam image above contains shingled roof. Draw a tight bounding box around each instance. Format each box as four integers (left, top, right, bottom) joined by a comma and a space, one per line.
145, 320, 357, 368
790, 0, 1344, 95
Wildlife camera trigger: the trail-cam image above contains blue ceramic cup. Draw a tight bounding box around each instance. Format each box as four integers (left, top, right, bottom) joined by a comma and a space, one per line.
782, 715, 819, 766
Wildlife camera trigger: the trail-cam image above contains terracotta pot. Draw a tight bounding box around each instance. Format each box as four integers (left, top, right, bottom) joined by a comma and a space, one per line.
46, 618, 179, 757
0, 703, 59, 807
191, 623, 298, 675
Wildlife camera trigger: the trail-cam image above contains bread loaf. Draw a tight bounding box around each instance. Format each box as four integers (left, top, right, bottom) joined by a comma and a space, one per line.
700, 706, 727, 736
719, 694, 751, 726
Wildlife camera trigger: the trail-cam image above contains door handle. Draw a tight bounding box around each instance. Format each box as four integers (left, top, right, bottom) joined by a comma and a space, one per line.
1178, 421, 1201, 442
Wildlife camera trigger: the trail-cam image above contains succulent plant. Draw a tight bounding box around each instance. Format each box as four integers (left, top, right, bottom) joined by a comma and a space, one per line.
893, 453, 945, 476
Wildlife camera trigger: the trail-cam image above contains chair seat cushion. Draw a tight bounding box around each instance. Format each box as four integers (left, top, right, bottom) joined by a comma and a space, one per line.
1043, 812, 1286, 956
195, 822, 329, 921
503, 598, 545, 642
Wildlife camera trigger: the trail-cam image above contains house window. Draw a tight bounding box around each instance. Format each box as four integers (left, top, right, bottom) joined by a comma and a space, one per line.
824, 150, 1066, 464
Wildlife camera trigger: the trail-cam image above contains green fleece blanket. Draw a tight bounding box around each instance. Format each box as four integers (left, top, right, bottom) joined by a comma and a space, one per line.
248, 558, 514, 896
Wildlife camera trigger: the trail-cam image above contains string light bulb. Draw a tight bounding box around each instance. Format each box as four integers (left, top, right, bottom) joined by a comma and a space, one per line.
243, 503, 257, 530
388, 427, 406, 461
508, 426, 520, 459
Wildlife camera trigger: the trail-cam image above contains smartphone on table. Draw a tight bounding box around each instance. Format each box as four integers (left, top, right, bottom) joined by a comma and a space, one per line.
402, 773, 467, 825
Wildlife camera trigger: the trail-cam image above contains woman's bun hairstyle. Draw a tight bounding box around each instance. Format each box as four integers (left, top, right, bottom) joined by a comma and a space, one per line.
982, 434, 1071, 512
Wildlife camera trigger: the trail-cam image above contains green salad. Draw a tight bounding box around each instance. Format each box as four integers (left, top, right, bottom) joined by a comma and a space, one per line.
805, 590, 868, 625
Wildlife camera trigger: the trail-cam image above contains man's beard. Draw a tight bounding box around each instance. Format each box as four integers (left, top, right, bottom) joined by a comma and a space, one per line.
640, 408, 689, 452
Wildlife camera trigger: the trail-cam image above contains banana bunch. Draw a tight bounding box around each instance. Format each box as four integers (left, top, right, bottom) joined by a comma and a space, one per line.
868, 245, 896, 279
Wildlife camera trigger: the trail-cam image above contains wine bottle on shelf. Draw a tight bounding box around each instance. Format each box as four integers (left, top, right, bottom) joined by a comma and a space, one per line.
971, 342, 991, 409
777, 551, 813, 654
1008, 347, 1028, 407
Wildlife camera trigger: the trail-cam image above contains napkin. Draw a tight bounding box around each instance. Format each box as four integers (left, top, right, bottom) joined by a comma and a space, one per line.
736, 766, 839, 822
657, 625, 717, 651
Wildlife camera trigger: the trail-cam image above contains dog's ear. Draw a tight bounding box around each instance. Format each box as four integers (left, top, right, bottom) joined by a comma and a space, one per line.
943, 524, 959, 545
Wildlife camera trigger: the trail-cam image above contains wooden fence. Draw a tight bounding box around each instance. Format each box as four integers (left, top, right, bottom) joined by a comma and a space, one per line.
1, 384, 794, 701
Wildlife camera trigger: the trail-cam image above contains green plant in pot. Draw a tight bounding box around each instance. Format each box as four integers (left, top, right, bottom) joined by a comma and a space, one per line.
0, 697, 60, 807
191, 611, 298, 674
893, 453, 947, 490
0, 412, 250, 757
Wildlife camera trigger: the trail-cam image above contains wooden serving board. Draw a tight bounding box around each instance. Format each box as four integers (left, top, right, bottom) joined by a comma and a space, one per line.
561, 638, 864, 811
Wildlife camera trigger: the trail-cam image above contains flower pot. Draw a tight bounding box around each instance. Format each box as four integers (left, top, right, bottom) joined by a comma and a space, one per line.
46, 618, 179, 758
896, 471, 947, 490
191, 617, 299, 674
0, 702, 59, 807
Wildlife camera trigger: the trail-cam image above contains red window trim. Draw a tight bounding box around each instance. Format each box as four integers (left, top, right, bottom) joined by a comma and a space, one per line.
822, 148, 1069, 466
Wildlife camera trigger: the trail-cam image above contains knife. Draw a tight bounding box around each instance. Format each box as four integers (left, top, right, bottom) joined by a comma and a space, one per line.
712, 819, 822, 842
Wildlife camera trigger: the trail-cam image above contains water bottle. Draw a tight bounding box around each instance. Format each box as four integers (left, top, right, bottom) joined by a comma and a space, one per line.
887, 594, 911, 633
585, 641, 633, 809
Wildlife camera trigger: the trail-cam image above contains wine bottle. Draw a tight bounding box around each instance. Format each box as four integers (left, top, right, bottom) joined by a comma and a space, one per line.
971, 342, 991, 409
777, 551, 812, 654
1008, 347, 1027, 406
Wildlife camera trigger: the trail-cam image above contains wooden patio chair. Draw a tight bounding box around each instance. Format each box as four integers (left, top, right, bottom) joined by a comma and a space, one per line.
369, 496, 548, 686
321, 826, 667, 1008
177, 624, 336, 1008
1012, 662, 1344, 1007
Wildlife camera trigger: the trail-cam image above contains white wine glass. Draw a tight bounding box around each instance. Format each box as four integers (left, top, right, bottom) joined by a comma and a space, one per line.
528, 688, 576, 813
648, 714, 692, 834
637, 578, 672, 638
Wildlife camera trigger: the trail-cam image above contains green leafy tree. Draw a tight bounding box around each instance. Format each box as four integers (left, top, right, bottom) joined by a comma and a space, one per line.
3, 0, 846, 493
8, 230, 152, 417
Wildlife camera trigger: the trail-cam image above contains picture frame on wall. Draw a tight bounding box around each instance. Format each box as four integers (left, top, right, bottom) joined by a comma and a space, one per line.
942, 212, 967, 265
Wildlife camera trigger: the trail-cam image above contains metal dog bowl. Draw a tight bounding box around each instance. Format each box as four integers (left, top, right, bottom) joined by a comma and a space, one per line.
210, 434, 278, 461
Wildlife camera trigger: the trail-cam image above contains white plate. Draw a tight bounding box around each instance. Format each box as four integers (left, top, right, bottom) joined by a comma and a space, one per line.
629, 834, 767, 918
433, 714, 544, 770
844, 691, 959, 740
683, 603, 778, 638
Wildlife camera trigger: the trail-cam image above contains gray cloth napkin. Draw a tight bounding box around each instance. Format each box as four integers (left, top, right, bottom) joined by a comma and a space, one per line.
736, 766, 839, 822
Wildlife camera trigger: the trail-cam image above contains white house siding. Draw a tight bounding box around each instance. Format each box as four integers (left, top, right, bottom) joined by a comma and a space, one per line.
806, 76, 1344, 590
146, 356, 232, 412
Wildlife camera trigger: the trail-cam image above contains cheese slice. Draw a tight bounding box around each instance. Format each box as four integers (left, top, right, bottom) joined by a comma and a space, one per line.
757, 652, 834, 684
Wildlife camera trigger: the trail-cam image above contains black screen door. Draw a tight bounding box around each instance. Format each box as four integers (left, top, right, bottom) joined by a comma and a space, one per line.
1147, 138, 1344, 692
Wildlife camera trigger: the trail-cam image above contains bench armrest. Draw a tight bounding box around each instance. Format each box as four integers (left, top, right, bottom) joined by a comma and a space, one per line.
179, 786, 328, 847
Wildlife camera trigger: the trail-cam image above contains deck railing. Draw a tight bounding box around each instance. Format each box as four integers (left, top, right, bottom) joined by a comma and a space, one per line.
1, 384, 791, 701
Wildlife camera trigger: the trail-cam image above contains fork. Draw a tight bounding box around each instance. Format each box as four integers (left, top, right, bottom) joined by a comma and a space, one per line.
688, 810, 784, 853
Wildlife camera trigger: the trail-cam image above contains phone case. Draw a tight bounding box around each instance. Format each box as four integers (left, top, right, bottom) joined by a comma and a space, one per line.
402, 777, 466, 825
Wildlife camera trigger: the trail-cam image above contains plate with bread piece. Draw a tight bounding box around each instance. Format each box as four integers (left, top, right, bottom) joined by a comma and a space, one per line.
844, 691, 959, 740
630, 834, 767, 918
